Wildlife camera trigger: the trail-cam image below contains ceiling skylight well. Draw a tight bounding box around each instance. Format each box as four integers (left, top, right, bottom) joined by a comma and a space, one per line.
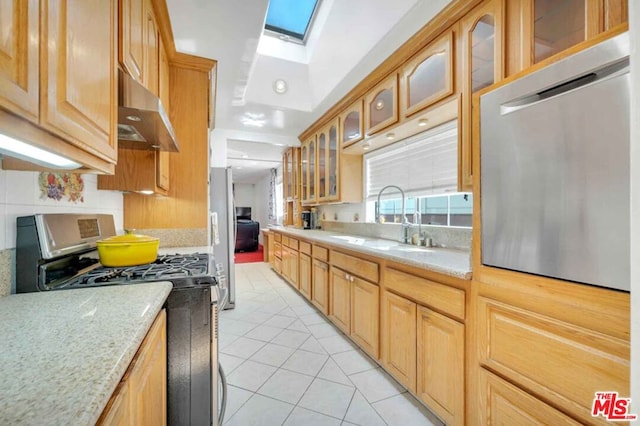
264, 0, 320, 43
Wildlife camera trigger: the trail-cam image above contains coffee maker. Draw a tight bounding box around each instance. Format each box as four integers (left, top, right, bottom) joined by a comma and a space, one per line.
301, 211, 311, 229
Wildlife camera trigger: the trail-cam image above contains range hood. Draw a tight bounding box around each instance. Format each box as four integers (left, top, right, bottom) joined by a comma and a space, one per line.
118, 69, 180, 152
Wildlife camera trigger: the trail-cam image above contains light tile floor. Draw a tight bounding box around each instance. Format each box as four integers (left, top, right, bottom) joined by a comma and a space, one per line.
219, 262, 443, 426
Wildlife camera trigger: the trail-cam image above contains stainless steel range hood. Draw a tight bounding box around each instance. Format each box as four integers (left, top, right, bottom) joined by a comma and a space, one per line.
118, 69, 180, 152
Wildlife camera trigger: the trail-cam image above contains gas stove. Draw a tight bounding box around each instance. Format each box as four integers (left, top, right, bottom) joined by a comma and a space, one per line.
15, 214, 218, 293
60, 253, 216, 289
15, 213, 227, 425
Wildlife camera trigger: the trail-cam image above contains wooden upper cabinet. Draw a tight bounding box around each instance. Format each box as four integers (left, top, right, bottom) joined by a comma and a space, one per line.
459, 0, 503, 191
533, 0, 592, 63
144, 0, 159, 95
400, 30, 455, 118
340, 99, 364, 149
0, 0, 39, 123
120, 0, 145, 83
365, 73, 398, 136
41, 0, 118, 164
506, 0, 625, 75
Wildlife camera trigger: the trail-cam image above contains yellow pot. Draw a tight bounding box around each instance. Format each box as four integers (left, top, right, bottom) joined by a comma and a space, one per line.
96, 232, 159, 267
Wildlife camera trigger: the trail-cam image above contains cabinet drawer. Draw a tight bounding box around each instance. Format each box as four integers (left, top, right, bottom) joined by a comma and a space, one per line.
287, 237, 299, 251
332, 251, 379, 283
478, 369, 580, 425
273, 233, 282, 242
313, 245, 329, 262
274, 242, 282, 259
282, 235, 290, 247
478, 297, 629, 424
384, 268, 465, 321
299, 241, 312, 256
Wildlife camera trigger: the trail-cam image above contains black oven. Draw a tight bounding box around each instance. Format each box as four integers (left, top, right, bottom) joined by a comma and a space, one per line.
16, 213, 227, 425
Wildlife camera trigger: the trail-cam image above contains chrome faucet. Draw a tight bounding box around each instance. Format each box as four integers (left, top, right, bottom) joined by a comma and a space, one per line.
375, 185, 410, 244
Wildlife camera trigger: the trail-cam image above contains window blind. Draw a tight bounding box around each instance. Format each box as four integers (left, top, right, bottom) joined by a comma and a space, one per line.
365, 120, 458, 200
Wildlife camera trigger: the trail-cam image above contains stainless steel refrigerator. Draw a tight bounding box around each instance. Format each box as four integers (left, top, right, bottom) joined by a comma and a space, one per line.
210, 167, 236, 309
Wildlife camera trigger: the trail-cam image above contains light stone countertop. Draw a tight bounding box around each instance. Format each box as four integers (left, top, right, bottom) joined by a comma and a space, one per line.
0, 282, 172, 426
268, 227, 472, 280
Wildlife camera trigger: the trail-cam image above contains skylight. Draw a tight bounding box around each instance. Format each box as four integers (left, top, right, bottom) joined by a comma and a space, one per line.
264, 0, 320, 43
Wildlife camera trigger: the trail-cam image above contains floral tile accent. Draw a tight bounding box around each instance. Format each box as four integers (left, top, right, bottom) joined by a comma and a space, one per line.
38, 173, 84, 203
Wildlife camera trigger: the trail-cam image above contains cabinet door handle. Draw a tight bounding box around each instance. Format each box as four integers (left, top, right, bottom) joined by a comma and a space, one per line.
350, 276, 355, 283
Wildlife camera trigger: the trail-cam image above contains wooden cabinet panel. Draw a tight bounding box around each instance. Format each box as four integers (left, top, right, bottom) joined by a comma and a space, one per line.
299, 241, 312, 256
144, 0, 158, 95
381, 291, 417, 392
0, 0, 39, 122
604, 0, 627, 30
290, 249, 299, 289
274, 241, 282, 259
312, 259, 329, 314
384, 267, 465, 320
417, 306, 464, 426
400, 30, 455, 118
273, 232, 282, 243
313, 245, 329, 262
533, 0, 589, 63
99, 310, 166, 426
478, 296, 629, 424
332, 251, 379, 283
120, 0, 145, 83
41, 0, 118, 164
365, 73, 399, 136
350, 277, 379, 359
128, 309, 167, 426
98, 382, 130, 425
274, 257, 282, 275
299, 253, 312, 300
478, 369, 580, 425
329, 266, 351, 334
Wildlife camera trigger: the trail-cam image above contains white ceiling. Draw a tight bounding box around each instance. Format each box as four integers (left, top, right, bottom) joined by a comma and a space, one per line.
166, 0, 452, 183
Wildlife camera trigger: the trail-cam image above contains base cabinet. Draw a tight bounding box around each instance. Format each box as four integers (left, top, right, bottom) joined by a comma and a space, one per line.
351, 277, 379, 359
381, 291, 417, 392
299, 253, 312, 300
311, 259, 329, 314
417, 306, 464, 426
328, 266, 351, 334
99, 310, 167, 425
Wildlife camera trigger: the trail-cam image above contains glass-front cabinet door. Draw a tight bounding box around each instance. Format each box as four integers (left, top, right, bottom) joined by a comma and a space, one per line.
340, 100, 364, 149
308, 136, 316, 203
317, 131, 327, 200
301, 139, 309, 203
459, 0, 503, 192
327, 120, 338, 200
365, 73, 398, 136
291, 147, 299, 199
400, 31, 454, 118
533, 0, 588, 63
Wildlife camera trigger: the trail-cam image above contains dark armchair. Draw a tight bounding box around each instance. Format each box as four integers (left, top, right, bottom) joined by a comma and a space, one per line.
235, 219, 259, 252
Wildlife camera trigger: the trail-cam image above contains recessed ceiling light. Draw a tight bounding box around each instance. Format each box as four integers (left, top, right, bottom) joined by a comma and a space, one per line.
386, 133, 395, 140
418, 118, 429, 127
273, 79, 288, 94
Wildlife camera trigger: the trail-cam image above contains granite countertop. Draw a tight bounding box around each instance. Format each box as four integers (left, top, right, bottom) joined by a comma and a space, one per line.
0, 282, 172, 426
269, 227, 472, 280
